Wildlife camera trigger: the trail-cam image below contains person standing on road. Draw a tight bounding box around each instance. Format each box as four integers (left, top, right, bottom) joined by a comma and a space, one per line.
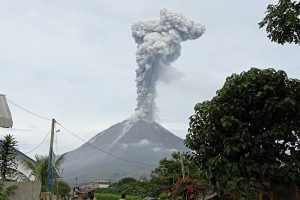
88, 191, 97, 200
119, 193, 126, 200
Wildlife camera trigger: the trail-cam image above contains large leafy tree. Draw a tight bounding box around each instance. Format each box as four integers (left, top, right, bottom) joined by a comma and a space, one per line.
0, 134, 18, 180
259, 0, 300, 44
186, 68, 300, 198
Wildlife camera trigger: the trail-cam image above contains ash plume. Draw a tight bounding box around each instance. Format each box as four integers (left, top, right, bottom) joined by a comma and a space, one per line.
132, 9, 205, 121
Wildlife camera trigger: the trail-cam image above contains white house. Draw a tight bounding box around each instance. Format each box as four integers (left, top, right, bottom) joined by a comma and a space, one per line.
0, 139, 35, 181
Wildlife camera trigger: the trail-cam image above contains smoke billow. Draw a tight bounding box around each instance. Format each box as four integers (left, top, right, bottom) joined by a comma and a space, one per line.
132, 9, 205, 121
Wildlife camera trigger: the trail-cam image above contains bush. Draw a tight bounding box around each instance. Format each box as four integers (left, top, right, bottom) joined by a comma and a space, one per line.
97, 177, 161, 198
95, 193, 140, 200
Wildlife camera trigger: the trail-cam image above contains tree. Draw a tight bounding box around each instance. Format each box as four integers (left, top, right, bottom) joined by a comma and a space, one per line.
0, 134, 18, 180
53, 180, 71, 198
22, 154, 65, 192
259, 0, 300, 44
185, 68, 300, 198
151, 152, 183, 187
171, 178, 205, 200
151, 151, 204, 195
100, 177, 161, 198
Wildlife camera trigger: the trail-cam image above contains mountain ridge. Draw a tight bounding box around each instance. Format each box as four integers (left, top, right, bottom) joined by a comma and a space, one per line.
62, 118, 188, 184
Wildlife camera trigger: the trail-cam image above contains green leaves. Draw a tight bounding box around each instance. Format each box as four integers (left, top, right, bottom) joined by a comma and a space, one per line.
186, 68, 300, 198
0, 134, 18, 181
22, 154, 66, 192
259, 0, 300, 44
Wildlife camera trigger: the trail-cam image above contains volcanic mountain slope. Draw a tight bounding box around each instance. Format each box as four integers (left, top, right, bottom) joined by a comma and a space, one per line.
62, 118, 188, 184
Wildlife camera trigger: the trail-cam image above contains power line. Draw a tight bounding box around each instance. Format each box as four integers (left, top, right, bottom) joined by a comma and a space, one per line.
56, 121, 157, 167
7, 99, 51, 121
6, 99, 157, 167
25, 130, 51, 154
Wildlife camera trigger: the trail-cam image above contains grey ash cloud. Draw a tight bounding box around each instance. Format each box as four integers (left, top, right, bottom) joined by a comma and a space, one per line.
132, 9, 205, 121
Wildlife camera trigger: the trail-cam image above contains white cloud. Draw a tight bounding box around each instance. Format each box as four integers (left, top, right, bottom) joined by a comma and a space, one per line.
135, 139, 150, 147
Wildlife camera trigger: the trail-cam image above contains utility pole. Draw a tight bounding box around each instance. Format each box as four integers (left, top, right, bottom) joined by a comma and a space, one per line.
47, 118, 56, 193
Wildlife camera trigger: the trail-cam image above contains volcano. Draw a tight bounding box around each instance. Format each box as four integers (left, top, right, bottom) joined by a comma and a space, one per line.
62, 118, 188, 184
62, 9, 204, 184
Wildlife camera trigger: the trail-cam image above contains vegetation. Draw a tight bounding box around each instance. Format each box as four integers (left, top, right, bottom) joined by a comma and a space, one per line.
53, 180, 71, 198
186, 68, 300, 199
22, 154, 66, 194
98, 152, 211, 200
98, 177, 161, 198
151, 152, 184, 187
151, 151, 204, 194
0, 134, 18, 181
259, 0, 300, 44
95, 193, 140, 200
0, 181, 16, 200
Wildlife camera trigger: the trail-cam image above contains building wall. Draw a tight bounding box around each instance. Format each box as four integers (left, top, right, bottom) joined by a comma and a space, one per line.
16, 158, 34, 180
3, 181, 41, 200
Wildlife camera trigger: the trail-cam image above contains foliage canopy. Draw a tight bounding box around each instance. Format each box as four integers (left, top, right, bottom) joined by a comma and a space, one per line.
99, 177, 161, 198
0, 134, 18, 180
151, 151, 201, 188
22, 154, 65, 192
186, 68, 300, 196
259, 0, 300, 44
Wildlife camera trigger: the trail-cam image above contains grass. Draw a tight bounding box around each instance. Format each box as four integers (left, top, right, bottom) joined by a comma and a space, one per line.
95, 193, 142, 200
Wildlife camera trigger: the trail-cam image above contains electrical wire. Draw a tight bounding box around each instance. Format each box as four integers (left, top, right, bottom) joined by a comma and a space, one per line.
7, 98, 52, 121
56, 121, 157, 167
5, 99, 157, 167
25, 130, 51, 154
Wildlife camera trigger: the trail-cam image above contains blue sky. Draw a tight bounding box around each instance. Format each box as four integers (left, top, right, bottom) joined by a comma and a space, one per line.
0, 0, 299, 158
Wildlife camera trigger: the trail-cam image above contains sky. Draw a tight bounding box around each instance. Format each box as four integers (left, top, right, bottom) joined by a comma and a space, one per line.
0, 0, 299, 158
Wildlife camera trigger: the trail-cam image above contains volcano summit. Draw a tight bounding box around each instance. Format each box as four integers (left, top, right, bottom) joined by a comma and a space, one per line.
62, 9, 204, 184
62, 118, 188, 184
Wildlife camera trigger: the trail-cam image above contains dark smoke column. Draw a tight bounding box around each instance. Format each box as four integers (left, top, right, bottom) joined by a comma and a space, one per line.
132, 9, 205, 121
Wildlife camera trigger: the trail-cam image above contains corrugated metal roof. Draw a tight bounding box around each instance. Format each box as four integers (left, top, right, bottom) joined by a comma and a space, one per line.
0, 94, 13, 128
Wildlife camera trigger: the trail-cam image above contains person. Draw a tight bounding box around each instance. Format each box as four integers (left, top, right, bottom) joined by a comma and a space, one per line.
88, 191, 96, 200
72, 187, 79, 199
119, 193, 126, 200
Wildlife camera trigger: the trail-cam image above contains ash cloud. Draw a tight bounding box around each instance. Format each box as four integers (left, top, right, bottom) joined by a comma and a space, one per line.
132, 9, 205, 121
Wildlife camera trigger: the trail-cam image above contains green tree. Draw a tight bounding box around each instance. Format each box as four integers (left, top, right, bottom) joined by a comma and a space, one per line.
23, 154, 65, 192
116, 177, 137, 185
151, 152, 202, 189
100, 177, 160, 198
151, 152, 182, 187
186, 68, 300, 198
53, 180, 71, 198
259, 0, 300, 44
0, 134, 18, 180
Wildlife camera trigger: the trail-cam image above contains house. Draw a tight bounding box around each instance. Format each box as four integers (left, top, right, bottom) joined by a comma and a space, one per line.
0, 139, 35, 180
90, 179, 111, 189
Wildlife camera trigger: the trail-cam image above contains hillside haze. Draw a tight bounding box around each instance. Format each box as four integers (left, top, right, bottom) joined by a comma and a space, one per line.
62, 118, 188, 184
